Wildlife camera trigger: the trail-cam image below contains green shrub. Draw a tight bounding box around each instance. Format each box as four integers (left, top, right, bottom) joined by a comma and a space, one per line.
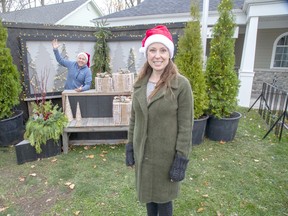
175, 2, 208, 119
0, 20, 22, 120
205, 0, 240, 118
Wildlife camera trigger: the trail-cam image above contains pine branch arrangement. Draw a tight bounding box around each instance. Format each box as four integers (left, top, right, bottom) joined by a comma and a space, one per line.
91, 20, 112, 86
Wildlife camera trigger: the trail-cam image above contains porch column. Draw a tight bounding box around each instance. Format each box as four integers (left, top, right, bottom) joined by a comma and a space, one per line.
238, 16, 259, 107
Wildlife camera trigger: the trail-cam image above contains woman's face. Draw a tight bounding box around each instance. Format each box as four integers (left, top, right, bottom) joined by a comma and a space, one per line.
147, 42, 170, 73
77, 54, 87, 67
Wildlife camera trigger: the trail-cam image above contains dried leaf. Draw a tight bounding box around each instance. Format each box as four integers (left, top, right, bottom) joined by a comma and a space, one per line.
86, 154, 94, 159
102, 151, 108, 154
93, 165, 97, 168
219, 140, 226, 144
0, 207, 9, 212
217, 210, 224, 216
74, 211, 81, 216
65, 182, 72, 186
202, 194, 209, 198
69, 184, 75, 189
46, 198, 52, 202
19, 176, 25, 182
31, 165, 36, 168
103, 158, 107, 161
254, 159, 260, 162
84, 146, 90, 150
29, 173, 37, 177
99, 154, 105, 157
51, 158, 57, 163
197, 207, 204, 213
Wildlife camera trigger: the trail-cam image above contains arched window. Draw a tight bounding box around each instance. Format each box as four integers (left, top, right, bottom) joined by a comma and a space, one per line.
271, 33, 288, 68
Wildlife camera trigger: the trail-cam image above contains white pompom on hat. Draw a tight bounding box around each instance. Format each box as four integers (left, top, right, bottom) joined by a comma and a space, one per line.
139, 25, 174, 58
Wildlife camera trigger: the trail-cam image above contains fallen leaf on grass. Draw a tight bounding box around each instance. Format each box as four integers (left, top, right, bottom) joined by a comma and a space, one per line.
64, 182, 72, 186
74, 211, 80, 215
202, 194, 209, 198
0, 207, 9, 212
93, 165, 97, 168
46, 198, 52, 202
51, 158, 57, 163
69, 184, 75, 190
99, 154, 105, 157
29, 173, 37, 177
254, 159, 260, 162
219, 140, 226, 144
217, 210, 224, 216
19, 176, 25, 182
102, 150, 108, 154
84, 146, 90, 150
103, 158, 107, 162
31, 165, 36, 168
197, 207, 204, 213
86, 154, 94, 159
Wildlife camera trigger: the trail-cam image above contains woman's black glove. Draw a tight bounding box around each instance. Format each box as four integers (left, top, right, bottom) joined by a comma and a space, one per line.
125, 142, 135, 166
169, 153, 189, 182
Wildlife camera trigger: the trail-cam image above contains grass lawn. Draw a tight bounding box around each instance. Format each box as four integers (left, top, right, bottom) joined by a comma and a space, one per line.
0, 107, 287, 216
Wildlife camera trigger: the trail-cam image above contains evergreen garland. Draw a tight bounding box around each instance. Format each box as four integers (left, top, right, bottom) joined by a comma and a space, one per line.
205, 0, 240, 118
174, 2, 208, 119
0, 20, 22, 120
91, 20, 111, 87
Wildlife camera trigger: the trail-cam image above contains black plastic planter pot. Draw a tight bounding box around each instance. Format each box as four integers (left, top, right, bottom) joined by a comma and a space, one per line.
205, 111, 242, 142
15, 139, 62, 165
192, 115, 209, 145
0, 110, 24, 146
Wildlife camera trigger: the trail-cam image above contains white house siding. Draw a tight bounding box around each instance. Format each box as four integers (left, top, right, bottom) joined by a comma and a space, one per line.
57, 3, 100, 27
254, 28, 288, 69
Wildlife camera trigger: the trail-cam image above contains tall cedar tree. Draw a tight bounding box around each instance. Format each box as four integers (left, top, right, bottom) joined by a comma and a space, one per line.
174, 2, 208, 119
205, 0, 240, 118
0, 20, 21, 119
91, 21, 111, 86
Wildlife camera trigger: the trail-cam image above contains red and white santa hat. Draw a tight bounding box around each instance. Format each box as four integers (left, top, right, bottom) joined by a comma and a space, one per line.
77, 52, 90, 67
139, 25, 174, 58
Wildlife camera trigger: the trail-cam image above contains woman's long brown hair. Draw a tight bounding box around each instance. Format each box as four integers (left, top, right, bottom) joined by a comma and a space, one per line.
136, 59, 179, 100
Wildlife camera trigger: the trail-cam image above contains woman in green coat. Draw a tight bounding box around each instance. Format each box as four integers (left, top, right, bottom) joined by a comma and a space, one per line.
126, 25, 194, 216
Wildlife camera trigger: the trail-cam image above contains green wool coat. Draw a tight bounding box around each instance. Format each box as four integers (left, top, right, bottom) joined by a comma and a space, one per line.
128, 72, 194, 203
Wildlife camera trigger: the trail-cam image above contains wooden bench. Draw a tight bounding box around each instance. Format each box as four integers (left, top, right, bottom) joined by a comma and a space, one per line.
61, 90, 131, 153
63, 117, 129, 153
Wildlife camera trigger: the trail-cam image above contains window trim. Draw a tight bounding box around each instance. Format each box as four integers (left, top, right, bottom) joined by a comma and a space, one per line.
270, 32, 288, 69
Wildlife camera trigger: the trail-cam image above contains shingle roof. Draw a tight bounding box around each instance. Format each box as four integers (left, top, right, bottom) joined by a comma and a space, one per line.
0, 0, 88, 24
97, 0, 244, 20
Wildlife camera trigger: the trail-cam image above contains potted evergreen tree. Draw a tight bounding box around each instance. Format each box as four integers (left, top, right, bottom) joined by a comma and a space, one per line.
0, 20, 23, 146
175, 2, 209, 145
205, 0, 241, 142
